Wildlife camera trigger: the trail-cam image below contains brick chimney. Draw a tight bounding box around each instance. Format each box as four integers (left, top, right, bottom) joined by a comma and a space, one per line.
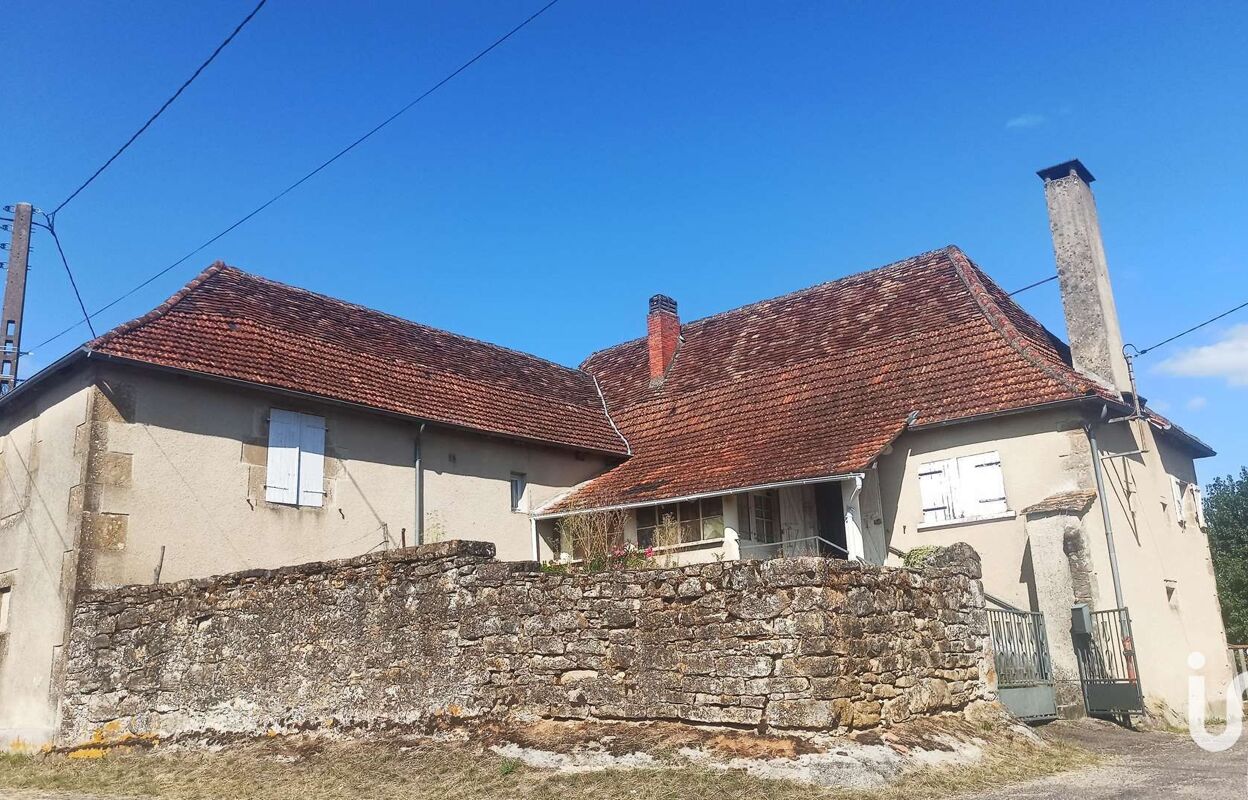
647, 294, 680, 383
1037, 159, 1131, 393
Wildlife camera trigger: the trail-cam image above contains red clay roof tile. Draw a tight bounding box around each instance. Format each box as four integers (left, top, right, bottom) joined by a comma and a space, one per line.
88, 264, 630, 456
541, 246, 1108, 513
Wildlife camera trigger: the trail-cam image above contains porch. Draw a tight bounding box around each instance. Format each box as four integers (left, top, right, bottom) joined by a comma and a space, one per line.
536, 473, 889, 566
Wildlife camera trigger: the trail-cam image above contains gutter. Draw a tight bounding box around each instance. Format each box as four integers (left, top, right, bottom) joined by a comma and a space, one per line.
907, 397, 1090, 432
532, 471, 865, 520
0, 347, 90, 410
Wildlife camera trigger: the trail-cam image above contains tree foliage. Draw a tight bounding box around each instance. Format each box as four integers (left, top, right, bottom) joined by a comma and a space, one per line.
1204, 467, 1248, 644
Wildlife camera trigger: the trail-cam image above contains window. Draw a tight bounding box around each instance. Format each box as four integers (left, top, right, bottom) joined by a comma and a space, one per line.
561, 518, 625, 561
747, 491, 780, 543
918, 451, 1007, 525
0, 586, 10, 633
1170, 477, 1205, 528
636, 496, 725, 548
510, 472, 527, 512
265, 409, 326, 507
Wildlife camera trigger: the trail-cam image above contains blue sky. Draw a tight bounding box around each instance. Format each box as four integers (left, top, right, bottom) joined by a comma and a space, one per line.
3, 1, 1246, 482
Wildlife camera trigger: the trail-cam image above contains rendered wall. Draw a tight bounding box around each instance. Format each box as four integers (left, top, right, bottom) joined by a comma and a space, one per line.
58, 541, 992, 745
0, 370, 94, 745
876, 406, 1231, 714
80, 364, 608, 584
0, 362, 610, 746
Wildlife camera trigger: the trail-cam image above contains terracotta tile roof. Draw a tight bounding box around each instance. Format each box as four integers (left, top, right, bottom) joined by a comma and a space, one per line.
88, 264, 630, 456
540, 246, 1109, 513
1022, 489, 1098, 516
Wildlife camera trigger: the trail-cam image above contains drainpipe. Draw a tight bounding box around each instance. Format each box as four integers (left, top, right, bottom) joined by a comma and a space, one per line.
1085, 420, 1126, 609
414, 422, 426, 546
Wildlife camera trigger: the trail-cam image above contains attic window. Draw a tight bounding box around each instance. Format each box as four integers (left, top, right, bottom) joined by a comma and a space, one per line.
918, 451, 1008, 526
265, 409, 326, 507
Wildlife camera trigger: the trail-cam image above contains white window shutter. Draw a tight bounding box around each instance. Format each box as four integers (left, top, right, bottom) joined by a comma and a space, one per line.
1170, 476, 1186, 525
298, 414, 326, 508
918, 460, 954, 524
1192, 485, 1206, 528
958, 451, 1007, 517
265, 409, 301, 505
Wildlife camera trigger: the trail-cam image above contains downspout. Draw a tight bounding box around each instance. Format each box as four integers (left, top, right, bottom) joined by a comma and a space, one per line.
1085, 420, 1126, 609
414, 422, 426, 546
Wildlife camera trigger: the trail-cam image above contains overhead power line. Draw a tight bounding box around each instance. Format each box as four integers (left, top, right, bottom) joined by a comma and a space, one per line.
41, 215, 97, 338
50, 0, 269, 216
33, 0, 563, 353
1134, 299, 1248, 357
1008, 274, 1058, 296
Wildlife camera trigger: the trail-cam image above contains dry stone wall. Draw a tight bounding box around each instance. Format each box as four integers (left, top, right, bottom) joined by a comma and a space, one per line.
58, 540, 993, 745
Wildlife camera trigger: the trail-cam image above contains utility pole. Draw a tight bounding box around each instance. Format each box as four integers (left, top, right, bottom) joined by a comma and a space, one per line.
1, 202, 32, 393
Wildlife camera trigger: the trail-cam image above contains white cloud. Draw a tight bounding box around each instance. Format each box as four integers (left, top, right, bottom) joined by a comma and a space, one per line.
1186, 396, 1208, 411
1005, 113, 1047, 129
1156, 324, 1248, 387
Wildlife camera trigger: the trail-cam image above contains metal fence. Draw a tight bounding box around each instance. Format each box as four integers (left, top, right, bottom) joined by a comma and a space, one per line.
987, 608, 1053, 687
1075, 608, 1138, 682
1073, 606, 1144, 716
1231, 645, 1248, 677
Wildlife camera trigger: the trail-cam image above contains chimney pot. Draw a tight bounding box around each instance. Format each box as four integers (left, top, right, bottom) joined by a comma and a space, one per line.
649, 294, 677, 314
646, 294, 680, 383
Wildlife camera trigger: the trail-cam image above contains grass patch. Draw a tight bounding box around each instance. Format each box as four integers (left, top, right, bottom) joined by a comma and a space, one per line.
0, 735, 1098, 800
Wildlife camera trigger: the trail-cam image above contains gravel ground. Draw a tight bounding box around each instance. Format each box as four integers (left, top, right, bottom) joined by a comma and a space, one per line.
964, 718, 1247, 799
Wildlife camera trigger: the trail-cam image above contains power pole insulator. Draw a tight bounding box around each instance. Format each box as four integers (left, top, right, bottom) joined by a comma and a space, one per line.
1, 202, 32, 393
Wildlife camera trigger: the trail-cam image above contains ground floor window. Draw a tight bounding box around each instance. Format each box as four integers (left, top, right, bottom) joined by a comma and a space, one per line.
735, 490, 779, 544
636, 496, 725, 548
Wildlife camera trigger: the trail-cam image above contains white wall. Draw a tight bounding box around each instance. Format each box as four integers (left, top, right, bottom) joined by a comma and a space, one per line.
876, 406, 1231, 714
0, 363, 612, 747
0, 370, 94, 745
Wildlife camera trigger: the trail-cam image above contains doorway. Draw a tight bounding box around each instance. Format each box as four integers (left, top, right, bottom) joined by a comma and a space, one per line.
814, 482, 847, 558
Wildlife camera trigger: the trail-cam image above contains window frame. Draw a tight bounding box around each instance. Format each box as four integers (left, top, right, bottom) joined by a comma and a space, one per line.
917, 450, 1011, 529
510, 472, 527, 513
636, 496, 725, 549
0, 585, 11, 634
265, 409, 326, 508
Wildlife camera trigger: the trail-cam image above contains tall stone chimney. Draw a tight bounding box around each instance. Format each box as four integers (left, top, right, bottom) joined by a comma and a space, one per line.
647, 294, 680, 383
1037, 159, 1131, 393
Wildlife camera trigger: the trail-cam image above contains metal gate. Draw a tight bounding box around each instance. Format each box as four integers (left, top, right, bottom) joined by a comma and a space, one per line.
988, 608, 1058, 722
1072, 605, 1144, 716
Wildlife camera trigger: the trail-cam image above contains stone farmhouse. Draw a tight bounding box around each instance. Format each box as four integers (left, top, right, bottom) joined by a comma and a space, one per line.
0, 160, 1232, 743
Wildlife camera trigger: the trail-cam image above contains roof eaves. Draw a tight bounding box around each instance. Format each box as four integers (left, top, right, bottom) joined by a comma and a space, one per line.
82, 350, 632, 458
0, 347, 90, 411
532, 470, 868, 520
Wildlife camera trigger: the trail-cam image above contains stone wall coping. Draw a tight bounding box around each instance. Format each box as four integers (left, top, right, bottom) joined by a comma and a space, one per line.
77, 539, 499, 603
77, 539, 984, 606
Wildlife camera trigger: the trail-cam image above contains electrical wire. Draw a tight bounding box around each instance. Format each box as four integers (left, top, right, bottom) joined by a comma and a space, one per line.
41, 215, 98, 338
1135, 299, 1248, 357
32, 0, 563, 352
50, 0, 269, 216
1008, 274, 1058, 296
